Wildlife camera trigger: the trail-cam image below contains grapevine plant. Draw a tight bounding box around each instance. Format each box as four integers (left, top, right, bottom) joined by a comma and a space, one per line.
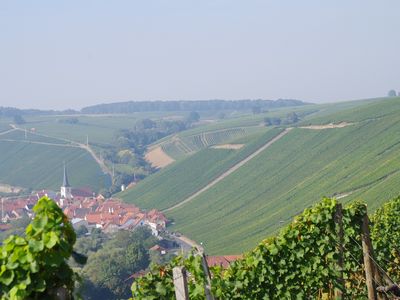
132, 197, 400, 299
0, 197, 78, 300
131, 251, 208, 300
371, 196, 400, 283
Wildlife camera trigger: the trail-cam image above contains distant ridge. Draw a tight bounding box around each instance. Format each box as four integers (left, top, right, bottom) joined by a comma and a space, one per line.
0, 107, 78, 117
81, 99, 309, 114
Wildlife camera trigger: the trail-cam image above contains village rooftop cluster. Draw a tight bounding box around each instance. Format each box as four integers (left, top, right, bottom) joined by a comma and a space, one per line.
0, 165, 168, 237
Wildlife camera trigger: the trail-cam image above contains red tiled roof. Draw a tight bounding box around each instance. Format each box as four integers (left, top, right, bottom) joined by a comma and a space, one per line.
206, 255, 243, 268
86, 213, 103, 224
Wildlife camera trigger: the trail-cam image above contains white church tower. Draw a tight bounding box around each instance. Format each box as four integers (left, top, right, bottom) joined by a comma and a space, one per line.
61, 163, 73, 200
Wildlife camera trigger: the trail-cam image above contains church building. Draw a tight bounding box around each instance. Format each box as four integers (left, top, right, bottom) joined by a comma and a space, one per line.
60, 163, 73, 201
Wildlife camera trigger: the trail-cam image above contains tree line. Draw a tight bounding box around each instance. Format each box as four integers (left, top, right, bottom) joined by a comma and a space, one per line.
81, 99, 307, 114
100, 114, 201, 196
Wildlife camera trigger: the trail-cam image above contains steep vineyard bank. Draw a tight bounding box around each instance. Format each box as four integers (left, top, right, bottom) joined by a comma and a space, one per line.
119, 129, 281, 209
167, 114, 400, 254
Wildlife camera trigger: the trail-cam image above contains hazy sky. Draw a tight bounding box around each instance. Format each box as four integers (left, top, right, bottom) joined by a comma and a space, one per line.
1, 1, 399, 110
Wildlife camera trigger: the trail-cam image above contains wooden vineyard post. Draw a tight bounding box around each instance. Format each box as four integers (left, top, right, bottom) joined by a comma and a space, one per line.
361, 212, 378, 300
198, 250, 215, 300
334, 203, 344, 299
173, 266, 189, 300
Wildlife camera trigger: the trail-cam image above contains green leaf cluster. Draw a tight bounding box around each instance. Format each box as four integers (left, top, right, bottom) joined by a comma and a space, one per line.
130, 197, 400, 299
371, 196, 400, 283
131, 252, 207, 300
0, 197, 77, 300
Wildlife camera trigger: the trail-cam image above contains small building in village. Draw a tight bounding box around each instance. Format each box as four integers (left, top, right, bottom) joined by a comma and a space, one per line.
1, 163, 169, 237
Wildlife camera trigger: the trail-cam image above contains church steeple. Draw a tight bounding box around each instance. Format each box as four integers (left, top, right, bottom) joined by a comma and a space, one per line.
61, 162, 72, 200
63, 162, 70, 187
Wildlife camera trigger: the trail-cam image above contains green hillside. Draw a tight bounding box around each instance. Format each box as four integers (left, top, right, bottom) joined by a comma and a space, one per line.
154, 105, 319, 160
0, 112, 190, 192
20, 112, 189, 145
0, 124, 11, 133
165, 97, 400, 254
119, 97, 400, 255
160, 127, 266, 160
0, 129, 70, 144
0, 140, 107, 191
119, 128, 281, 209
301, 96, 400, 125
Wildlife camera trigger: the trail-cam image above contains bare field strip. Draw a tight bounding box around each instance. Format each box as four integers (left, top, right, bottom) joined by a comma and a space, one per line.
163, 128, 292, 212
299, 122, 353, 130
145, 146, 175, 168
211, 144, 244, 150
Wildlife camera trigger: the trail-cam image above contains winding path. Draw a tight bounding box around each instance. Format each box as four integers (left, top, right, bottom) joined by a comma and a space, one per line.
163, 128, 292, 212
0, 128, 16, 136
6, 124, 113, 177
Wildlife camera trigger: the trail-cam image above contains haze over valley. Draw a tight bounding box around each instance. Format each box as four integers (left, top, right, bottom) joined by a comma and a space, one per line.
1, 1, 400, 299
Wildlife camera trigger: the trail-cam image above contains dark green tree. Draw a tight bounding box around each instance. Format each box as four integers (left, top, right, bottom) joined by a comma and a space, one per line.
81, 227, 155, 299
187, 111, 200, 122
264, 117, 272, 126
286, 112, 299, 124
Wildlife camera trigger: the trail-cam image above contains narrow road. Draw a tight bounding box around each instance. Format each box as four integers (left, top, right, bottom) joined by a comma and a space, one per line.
80, 144, 113, 177
0, 139, 80, 148
163, 128, 292, 212
9, 124, 113, 177
0, 128, 16, 136
167, 233, 204, 253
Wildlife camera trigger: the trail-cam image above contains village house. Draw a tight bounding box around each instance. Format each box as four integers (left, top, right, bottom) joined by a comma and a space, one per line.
1, 165, 168, 237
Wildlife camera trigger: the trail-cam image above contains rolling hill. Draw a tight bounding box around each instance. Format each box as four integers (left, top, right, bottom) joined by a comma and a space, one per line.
0, 140, 107, 191
118, 129, 281, 209
120, 96, 400, 254
0, 120, 114, 192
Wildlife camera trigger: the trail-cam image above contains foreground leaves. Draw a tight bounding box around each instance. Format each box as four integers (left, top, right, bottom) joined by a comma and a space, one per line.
132, 197, 400, 299
0, 197, 77, 300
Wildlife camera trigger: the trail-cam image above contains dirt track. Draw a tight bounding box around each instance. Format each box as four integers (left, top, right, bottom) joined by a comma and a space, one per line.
145, 146, 175, 168
211, 144, 244, 150
299, 122, 353, 130
163, 128, 292, 212
0, 128, 16, 136
9, 125, 113, 177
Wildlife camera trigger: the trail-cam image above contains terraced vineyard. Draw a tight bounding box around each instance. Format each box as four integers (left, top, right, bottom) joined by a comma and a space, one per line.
0, 140, 106, 191
300, 96, 400, 125
164, 99, 400, 254
0, 129, 70, 144
160, 127, 267, 159
17, 114, 167, 145
118, 97, 400, 255
119, 129, 281, 209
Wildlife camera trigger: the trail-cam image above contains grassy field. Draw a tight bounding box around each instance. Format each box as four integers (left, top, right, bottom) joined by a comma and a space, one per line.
20, 116, 125, 145
160, 127, 267, 160
0, 119, 12, 133
0, 140, 107, 191
0, 129, 70, 144
119, 129, 281, 209
164, 102, 400, 254
300, 96, 400, 125
20, 113, 188, 145
151, 101, 362, 160
118, 97, 400, 255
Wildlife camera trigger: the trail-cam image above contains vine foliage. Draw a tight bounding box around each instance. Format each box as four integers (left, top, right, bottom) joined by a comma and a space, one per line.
371, 195, 400, 283
0, 197, 78, 300
132, 197, 400, 299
